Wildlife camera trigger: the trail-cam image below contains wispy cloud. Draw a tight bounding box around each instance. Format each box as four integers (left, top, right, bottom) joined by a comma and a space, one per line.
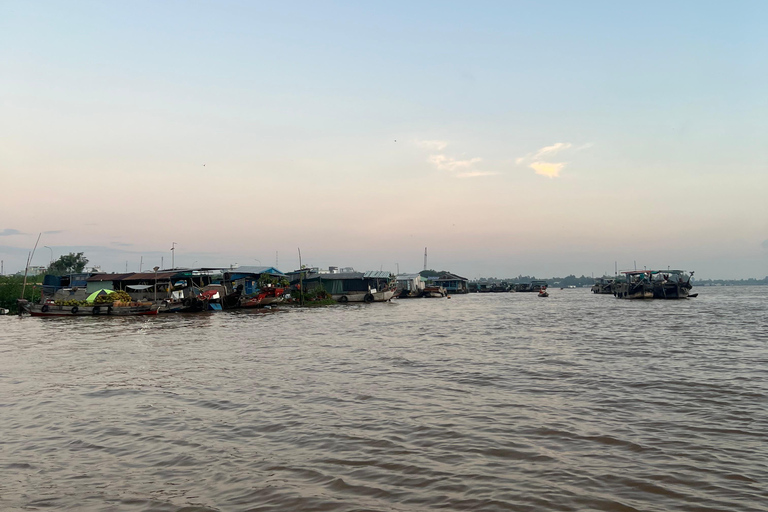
428, 154, 483, 172
417, 140, 491, 178
534, 142, 572, 159
43, 230, 64, 235
415, 139, 448, 151
0, 228, 25, 236
516, 142, 591, 179
457, 171, 500, 179
111, 242, 133, 247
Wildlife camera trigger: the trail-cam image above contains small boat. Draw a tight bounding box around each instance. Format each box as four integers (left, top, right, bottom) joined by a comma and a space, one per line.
421, 285, 448, 298
538, 286, 549, 297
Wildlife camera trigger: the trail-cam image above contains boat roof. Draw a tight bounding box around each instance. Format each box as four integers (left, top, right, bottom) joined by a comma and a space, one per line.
225, 266, 284, 276
621, 269, 690, 275
302, 271, 392, 281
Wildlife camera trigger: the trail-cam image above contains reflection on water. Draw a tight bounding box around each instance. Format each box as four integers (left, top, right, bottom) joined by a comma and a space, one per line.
1, 287, 766, 511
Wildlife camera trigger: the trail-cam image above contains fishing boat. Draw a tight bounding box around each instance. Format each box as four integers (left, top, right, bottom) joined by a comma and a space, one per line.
538, 286, 549, 298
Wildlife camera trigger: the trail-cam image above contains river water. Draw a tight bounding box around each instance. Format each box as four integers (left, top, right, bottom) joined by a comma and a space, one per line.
1, 286, 766, 511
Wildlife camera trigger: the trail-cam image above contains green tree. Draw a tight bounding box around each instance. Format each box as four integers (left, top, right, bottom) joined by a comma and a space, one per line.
47, 252, 89, 276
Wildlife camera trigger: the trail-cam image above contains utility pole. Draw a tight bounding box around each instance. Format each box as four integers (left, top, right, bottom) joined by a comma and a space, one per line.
423, 247, 427, 271
298, 248, 303, 306
171, 242, 177, 269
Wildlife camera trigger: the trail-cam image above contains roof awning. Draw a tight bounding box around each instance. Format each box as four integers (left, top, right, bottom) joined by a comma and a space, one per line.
126, 284, 154, 290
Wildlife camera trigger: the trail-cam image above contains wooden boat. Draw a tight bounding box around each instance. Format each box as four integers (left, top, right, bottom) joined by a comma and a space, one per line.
613, 271, 654, 299
421, 286, 447, 298
650, 270, 694, 299
238, 286, 286, 308
538, 287, 549, 297
22, 301, 159, 316
591, 277, 615, 294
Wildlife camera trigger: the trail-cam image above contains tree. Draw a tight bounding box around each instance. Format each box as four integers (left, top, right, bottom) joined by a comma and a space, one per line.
47, 252, 89, 276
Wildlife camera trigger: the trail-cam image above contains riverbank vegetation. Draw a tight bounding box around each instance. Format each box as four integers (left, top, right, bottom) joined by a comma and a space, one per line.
0, 276, 42, 313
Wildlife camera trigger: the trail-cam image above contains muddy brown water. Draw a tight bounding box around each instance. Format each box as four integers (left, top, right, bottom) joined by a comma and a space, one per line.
1, 287, 766, 511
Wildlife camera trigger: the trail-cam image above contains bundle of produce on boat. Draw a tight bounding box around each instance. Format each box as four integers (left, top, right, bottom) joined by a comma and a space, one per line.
54, 299, 90, 306
93, 290, 132, 304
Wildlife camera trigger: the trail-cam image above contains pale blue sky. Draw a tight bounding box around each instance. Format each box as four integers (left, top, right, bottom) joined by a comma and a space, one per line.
2, 1, 766, 278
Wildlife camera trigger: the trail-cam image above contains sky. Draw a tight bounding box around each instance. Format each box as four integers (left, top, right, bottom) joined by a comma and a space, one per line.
1, 1, 767, 279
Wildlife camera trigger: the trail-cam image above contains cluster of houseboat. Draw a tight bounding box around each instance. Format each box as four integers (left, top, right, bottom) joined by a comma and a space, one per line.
590, 270, 696, 299
15, 266, 696, 317
17, 267, 472, 317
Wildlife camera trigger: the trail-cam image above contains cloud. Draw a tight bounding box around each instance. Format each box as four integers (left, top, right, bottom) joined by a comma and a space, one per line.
43, 230, 64, 234
416, 139, 448, 151
534, 142, 572, 159
530, 162, 565, 178
457, 171, 500, 179
516, 142, 590, 179
428, 154, 483, 172
0, 228, 25, 236
111, 242, 133, 247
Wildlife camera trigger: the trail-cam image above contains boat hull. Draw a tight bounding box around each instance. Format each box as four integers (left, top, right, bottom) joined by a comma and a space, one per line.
333, 290, 395, 303
613, 282, 653, 299
652, 282, 691, 299
26, 303, 159, 316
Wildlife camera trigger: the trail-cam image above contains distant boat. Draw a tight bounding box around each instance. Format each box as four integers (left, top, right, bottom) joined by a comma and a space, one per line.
538, 286, 549, 298
591, 277, 615, 294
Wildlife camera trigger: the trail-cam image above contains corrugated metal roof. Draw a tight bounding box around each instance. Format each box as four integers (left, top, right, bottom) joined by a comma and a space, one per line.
363, 271, 393, 279
227, 266, 284, 275
87, 271, 179, 282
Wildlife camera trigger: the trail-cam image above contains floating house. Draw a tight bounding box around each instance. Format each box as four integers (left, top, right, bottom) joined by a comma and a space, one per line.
293, 270, 395, 302
395, 273, 426, 298
433, 272, 469, 294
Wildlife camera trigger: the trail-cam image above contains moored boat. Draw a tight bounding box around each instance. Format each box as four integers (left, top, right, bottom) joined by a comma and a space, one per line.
292, 270, 396, 303
22, 301, 159, 316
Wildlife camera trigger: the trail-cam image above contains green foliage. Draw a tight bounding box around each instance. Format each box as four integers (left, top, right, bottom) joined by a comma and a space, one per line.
0, 275, 42, 313
419, 269, 446, 278
47, 252, 89, 276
